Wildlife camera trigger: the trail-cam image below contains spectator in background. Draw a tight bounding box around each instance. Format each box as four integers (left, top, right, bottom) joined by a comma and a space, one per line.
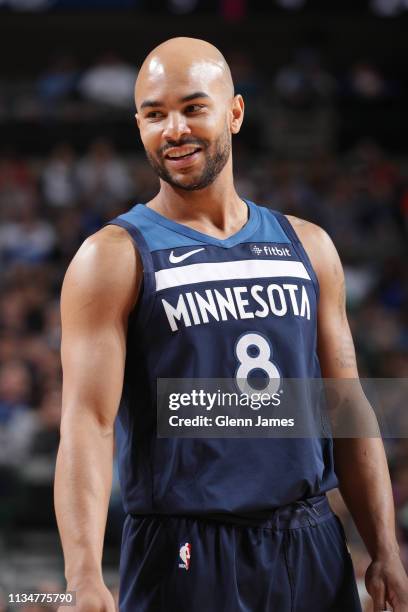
265, 47, 337, 157
37, 54, 79, 117
53, 208, 88, 262
78, 52, 138, 110
0, 201, 56, 266
274, 47, 336, 105
343, 60, 391, 100
0, 360, 32, 427
41, 143, 79, 209
0, 153, 37, 220
0, 288, 28, 336
76, 138, 135, 215
20, 389, 61, 487
0, 360, 34, 529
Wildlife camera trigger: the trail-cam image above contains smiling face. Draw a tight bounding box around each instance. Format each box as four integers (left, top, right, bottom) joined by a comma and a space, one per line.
135, 38, 244, 192
141, 88, 232, 192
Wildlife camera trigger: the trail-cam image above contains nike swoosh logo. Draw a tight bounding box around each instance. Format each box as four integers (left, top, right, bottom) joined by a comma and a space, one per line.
169, 248, 205, 264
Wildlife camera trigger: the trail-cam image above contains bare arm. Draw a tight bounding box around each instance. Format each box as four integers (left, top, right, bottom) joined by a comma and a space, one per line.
55, 225, 140, 606
287, 216, 408, 610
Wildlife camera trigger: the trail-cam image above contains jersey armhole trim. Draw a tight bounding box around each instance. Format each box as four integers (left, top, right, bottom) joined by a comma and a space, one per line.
104, 218, 156, 328
272, 211, 320, 300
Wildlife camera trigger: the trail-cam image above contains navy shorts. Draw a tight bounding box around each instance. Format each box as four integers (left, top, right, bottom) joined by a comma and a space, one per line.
119, 496, 362, 612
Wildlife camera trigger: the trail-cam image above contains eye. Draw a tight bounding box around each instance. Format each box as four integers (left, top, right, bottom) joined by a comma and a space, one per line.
185, 104, 205, 113
146, 111, 164, 119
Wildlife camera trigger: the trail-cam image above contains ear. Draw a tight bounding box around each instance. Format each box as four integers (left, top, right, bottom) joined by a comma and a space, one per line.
230, 94, 244, 135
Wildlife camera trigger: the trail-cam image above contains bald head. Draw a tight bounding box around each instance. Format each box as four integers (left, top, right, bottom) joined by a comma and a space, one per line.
135, 37, 234, 109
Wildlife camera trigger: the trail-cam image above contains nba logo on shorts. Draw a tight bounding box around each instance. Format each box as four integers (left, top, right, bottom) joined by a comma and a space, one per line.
178, 542, 191, 570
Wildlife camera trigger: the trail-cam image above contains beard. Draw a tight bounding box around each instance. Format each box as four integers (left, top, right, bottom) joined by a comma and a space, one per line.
145, 125, 231, 191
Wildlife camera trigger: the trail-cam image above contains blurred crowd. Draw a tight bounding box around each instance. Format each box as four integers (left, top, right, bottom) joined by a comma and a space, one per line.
0, 43, 407, 611
0, 47, 403, 128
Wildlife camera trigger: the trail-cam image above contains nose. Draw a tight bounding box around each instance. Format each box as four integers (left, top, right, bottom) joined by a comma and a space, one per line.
162, 111, 191, 142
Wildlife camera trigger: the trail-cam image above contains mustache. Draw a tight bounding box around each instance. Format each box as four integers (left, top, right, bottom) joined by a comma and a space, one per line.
160, 138, 208, 156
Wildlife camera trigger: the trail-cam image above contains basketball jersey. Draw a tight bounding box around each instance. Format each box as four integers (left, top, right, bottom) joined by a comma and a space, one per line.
108, 199, 338, 517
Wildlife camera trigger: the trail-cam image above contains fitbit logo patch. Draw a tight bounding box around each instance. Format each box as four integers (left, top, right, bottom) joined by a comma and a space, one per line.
251, 244, 291, 257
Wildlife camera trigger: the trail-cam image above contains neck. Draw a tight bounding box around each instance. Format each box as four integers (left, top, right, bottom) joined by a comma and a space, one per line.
147, 162, 247, 233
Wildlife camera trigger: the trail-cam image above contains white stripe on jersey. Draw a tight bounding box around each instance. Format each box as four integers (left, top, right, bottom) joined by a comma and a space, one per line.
155, 259, 311, 292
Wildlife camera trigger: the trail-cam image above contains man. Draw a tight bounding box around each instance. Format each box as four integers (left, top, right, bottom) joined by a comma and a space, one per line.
55, 37, 408, 611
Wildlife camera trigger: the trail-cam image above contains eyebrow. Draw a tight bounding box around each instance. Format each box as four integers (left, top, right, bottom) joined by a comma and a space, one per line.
139, 91, 210, 110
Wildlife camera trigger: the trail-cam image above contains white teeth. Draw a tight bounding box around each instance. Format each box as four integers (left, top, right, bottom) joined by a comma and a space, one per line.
167, 146, 199, 159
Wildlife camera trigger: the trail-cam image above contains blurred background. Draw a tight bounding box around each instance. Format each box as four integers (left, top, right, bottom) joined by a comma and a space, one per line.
0, 1, 407, 610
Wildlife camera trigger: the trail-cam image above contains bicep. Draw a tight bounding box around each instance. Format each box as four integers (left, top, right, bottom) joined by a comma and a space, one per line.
60, 230, 139, 433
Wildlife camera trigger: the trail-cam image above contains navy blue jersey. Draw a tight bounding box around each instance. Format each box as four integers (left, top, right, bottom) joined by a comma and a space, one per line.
108, 200, 338, 516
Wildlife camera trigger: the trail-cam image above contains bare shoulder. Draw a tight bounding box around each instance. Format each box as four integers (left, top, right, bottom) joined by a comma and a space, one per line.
71, 224, 138, 267
62, 224, 141, 316
284, 214, 342, 280
285, 214, 331, 247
